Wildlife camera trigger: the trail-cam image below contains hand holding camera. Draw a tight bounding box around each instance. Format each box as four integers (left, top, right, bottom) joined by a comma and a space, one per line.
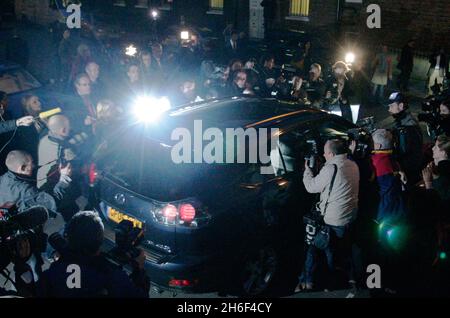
59, 162, 72, 177
59, 163, 72, 185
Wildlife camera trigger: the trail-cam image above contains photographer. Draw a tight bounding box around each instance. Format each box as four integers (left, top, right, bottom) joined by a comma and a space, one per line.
0, 91, 37, 174
418, 95, 450, 140
303, 63, 326, 108
420, 135, 450, 295
0, 92, 35, 133
422, 135, 450, 215
325, 62, 354, 122
0, 150, 71, 213
438, 98, 450, 136
387, 92, 424, 186
0, 150, 71, 237
37, 115, 81, 221
297, 139, 359, 292
226, 70, 247, 96
257, 55, 281, 97
38, 211, 149, 298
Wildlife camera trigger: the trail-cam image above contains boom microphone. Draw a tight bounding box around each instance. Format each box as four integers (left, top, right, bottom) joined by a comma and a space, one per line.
38, 108, 62, 120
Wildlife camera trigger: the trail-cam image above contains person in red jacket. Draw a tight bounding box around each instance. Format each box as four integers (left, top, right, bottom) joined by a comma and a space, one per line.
371, 129, 408, 224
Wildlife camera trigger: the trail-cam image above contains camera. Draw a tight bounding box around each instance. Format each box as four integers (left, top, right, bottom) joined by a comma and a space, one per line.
418, 89, 450, 138
304, 139, 319, 170
347, 128, 372, 159
108, 220, 145, 265
0, 206, 49, 288
49, 219, 145, 267
268, 64, 300, 100
356, 116, 375, 131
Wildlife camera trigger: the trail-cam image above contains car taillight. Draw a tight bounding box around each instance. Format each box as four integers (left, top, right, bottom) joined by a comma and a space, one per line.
89, 163, 98, 186
179, 204, 196, 223
152, 201, 210, 227
168, 279, 198, 288
162, 204, 178, 222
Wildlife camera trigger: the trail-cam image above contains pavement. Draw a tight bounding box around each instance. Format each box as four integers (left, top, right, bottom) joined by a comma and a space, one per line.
149, 288, 371, 299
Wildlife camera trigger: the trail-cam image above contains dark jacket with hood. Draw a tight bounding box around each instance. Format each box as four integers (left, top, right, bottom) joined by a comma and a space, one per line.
0, 170, 70, 212
0, 120, 16, 135
393, 110, 424, 183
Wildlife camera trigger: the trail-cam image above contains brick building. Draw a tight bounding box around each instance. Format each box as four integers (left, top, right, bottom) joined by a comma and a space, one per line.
170, 0, 450, 52
12, 0, 450, 52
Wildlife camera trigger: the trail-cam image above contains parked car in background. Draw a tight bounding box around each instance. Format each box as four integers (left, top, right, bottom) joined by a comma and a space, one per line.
0, 60, 68, 117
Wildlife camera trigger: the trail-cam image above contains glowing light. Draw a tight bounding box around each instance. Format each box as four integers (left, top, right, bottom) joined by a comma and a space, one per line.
440, 252, 447, 260
151, 9, 158, 19
350, 104, 360, 124
330, 110, 343, 117
180, 31, 190, 40
345, 52, 356, 64
386, 229, 394, 238
132, 96, 171, 123
125, 45, 138, 57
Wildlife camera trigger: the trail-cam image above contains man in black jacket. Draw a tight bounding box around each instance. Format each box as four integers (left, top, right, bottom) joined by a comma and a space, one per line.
38, 211, 149, 298
0, 150, 72, 240
423, 135, 450, 203
303, 63, 326, 107
0, 91, 35, 133
397, 39, 415, 92
387, 92, 424, 186
0, 91, 37, 173
438, 98, 450, 136
0, 150, 72, 213
325, 61, 354, 122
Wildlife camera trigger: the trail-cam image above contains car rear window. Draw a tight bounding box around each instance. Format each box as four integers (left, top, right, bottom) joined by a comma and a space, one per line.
0, 68, 42, 94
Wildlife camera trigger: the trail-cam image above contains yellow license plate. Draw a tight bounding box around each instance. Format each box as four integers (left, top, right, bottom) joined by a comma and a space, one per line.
108, 207, 143, 229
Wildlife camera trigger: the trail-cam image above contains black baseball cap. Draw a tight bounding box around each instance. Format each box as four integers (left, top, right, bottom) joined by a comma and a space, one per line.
386, 91, 408, 107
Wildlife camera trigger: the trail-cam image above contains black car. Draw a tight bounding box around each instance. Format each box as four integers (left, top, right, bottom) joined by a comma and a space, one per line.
0, 60, 70, 118
91, 97, 355, 296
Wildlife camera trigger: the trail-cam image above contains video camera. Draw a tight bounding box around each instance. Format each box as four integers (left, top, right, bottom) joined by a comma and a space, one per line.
356, 116, 375, 131
418, 88, 450, 138
0, 206, 49, 273
267, 64, 300, 100
347, 127, 373, 159
49, 219, 145, 268
107, 220, 145, 266
304, 139, 319, 170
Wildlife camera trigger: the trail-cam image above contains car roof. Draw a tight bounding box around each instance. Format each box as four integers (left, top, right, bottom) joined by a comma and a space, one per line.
168, 96, 326, 127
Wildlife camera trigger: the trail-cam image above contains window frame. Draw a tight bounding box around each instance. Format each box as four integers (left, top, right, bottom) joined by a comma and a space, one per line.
207, 0, 224, 15
113, 0, 126, 7
286, 0, 310, 22
159, 0, 173, 11
134, 0, 149, 9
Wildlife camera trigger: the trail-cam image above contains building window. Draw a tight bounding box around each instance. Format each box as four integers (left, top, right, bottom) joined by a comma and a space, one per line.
135, 0, 148, 8
158, 0, 173, 10
209, 0, 224, 11
289, 0, 310, 17
113, 0, 126, 7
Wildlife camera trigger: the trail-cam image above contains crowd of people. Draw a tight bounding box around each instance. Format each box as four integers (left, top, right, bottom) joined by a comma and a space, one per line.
0, 25, 449, 297
296, 90, 450, 295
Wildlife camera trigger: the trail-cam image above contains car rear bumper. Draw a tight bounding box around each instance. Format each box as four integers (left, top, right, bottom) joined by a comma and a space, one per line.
100, 221, 224, 294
